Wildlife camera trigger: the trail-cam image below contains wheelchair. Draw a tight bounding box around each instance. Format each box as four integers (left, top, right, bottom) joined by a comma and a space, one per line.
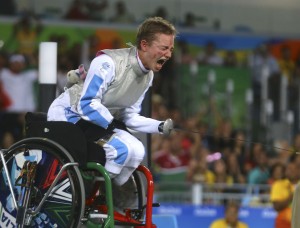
0, 112, 159, 227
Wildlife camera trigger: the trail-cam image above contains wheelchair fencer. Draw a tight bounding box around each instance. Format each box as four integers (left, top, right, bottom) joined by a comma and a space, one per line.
0, 112, 159, 228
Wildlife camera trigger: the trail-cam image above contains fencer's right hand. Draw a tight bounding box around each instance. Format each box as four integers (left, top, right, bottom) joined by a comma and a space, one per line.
158, 118, 173, 136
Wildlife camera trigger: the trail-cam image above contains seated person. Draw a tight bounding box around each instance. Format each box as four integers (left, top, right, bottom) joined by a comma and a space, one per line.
210, 201, 249, 228
47, 17, 177, 186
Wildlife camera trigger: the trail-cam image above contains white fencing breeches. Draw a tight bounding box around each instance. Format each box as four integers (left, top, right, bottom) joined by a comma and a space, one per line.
102, 129, 145, 186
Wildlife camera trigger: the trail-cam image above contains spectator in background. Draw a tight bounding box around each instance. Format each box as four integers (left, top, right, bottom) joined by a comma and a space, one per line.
152, 6, 169, 20
196, 41, 223, 66
0, 54, 38, 140
247, 150, 269, 184
187, 148, 215, 185
213, 158, 234, 185
223, 50, 238, 67
229, 130, 247, 160
64, 0, 89, 21
151, 95, 169, 155
291, 133, 300, 153
1, 54, 37, 112
208, 118, 233, 152
278, 45, 295, 84
175, 39, 195, 64
270, 140, 292, 166
248, 43, 280, 77
209, 201, 249, 228
181, 12, 197, 28
9, 12, 43, 65
84, 0, 108, 21
0, 52, 11, 111
226, 153, 246, 184
291, 153, 300, 173
271, 161, 299, 228
151, 94, 167, 120
268, 162, 285, 185
110, 1, 135, 24
153, 131, 191, 170
181, 12, 205, 28
244, 143, 269, 177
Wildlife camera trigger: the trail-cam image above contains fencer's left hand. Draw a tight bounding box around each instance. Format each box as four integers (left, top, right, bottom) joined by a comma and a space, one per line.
158, 118, 173, 136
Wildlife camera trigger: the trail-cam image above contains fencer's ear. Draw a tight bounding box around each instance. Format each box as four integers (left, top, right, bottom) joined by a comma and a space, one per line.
140, 40, 148, 51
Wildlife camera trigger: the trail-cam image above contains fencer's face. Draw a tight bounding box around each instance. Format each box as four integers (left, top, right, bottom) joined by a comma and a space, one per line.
139, 33, 175, 72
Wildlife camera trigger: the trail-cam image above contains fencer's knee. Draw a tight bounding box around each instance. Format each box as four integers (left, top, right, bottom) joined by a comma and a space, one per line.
128, 139, 145, 162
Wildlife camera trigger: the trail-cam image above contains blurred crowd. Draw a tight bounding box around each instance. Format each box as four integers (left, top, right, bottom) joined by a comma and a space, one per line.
151, 91, 300, 186
0, 0, 208, 29
1, 3, 300, 222
151, 92, 299, 226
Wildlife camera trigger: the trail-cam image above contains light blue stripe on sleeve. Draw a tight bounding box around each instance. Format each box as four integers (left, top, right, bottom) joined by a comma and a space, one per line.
64, 107, 80, 123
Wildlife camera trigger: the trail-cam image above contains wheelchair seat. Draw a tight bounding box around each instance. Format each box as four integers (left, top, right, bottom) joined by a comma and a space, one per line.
25, 112, 106, 167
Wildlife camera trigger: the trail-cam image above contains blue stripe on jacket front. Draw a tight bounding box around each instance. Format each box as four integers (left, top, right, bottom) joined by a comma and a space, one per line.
80, 75, 110, 128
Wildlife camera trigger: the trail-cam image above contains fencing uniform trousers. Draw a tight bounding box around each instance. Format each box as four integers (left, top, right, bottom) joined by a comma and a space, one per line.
102, 129, 145, 186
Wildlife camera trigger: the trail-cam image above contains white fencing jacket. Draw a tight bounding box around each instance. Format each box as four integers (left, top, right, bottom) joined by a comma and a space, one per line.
48, 47, 161, 134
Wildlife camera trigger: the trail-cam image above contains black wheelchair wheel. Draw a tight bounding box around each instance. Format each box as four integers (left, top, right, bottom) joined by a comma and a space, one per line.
0, 138, 85, 228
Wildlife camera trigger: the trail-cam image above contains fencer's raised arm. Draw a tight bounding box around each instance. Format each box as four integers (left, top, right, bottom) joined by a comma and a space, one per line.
158, 118, 173, 136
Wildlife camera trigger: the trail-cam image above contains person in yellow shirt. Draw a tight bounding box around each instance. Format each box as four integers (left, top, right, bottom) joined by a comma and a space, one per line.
210, 201, 249, 228
9, 13, 43, 65
277, 46, 295, 84
271, 161, 298, 228
187, 156, 215, 184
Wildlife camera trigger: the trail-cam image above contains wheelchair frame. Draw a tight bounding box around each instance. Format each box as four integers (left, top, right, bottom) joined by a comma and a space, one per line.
0, 118, 158, 227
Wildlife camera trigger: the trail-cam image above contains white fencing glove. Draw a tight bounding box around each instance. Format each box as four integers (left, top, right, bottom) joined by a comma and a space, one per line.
158, 118, 173, 136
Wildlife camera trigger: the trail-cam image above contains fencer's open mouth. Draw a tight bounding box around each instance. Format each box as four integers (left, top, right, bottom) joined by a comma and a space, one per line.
157, 59, 167, 65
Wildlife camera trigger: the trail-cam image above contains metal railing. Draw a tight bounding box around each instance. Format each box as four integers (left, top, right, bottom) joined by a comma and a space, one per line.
154, 181, 272, 206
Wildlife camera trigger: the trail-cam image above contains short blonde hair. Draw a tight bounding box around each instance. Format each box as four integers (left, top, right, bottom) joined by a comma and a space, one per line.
136, 17, 177, 49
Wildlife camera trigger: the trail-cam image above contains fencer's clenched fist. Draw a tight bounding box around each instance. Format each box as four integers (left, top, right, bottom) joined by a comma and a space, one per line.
158, 118, 173, 136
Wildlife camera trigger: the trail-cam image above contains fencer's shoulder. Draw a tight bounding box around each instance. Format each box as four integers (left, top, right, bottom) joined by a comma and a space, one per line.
90, 53, 115, 71
93, 52, 114, 63
93, 49, 132, 66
